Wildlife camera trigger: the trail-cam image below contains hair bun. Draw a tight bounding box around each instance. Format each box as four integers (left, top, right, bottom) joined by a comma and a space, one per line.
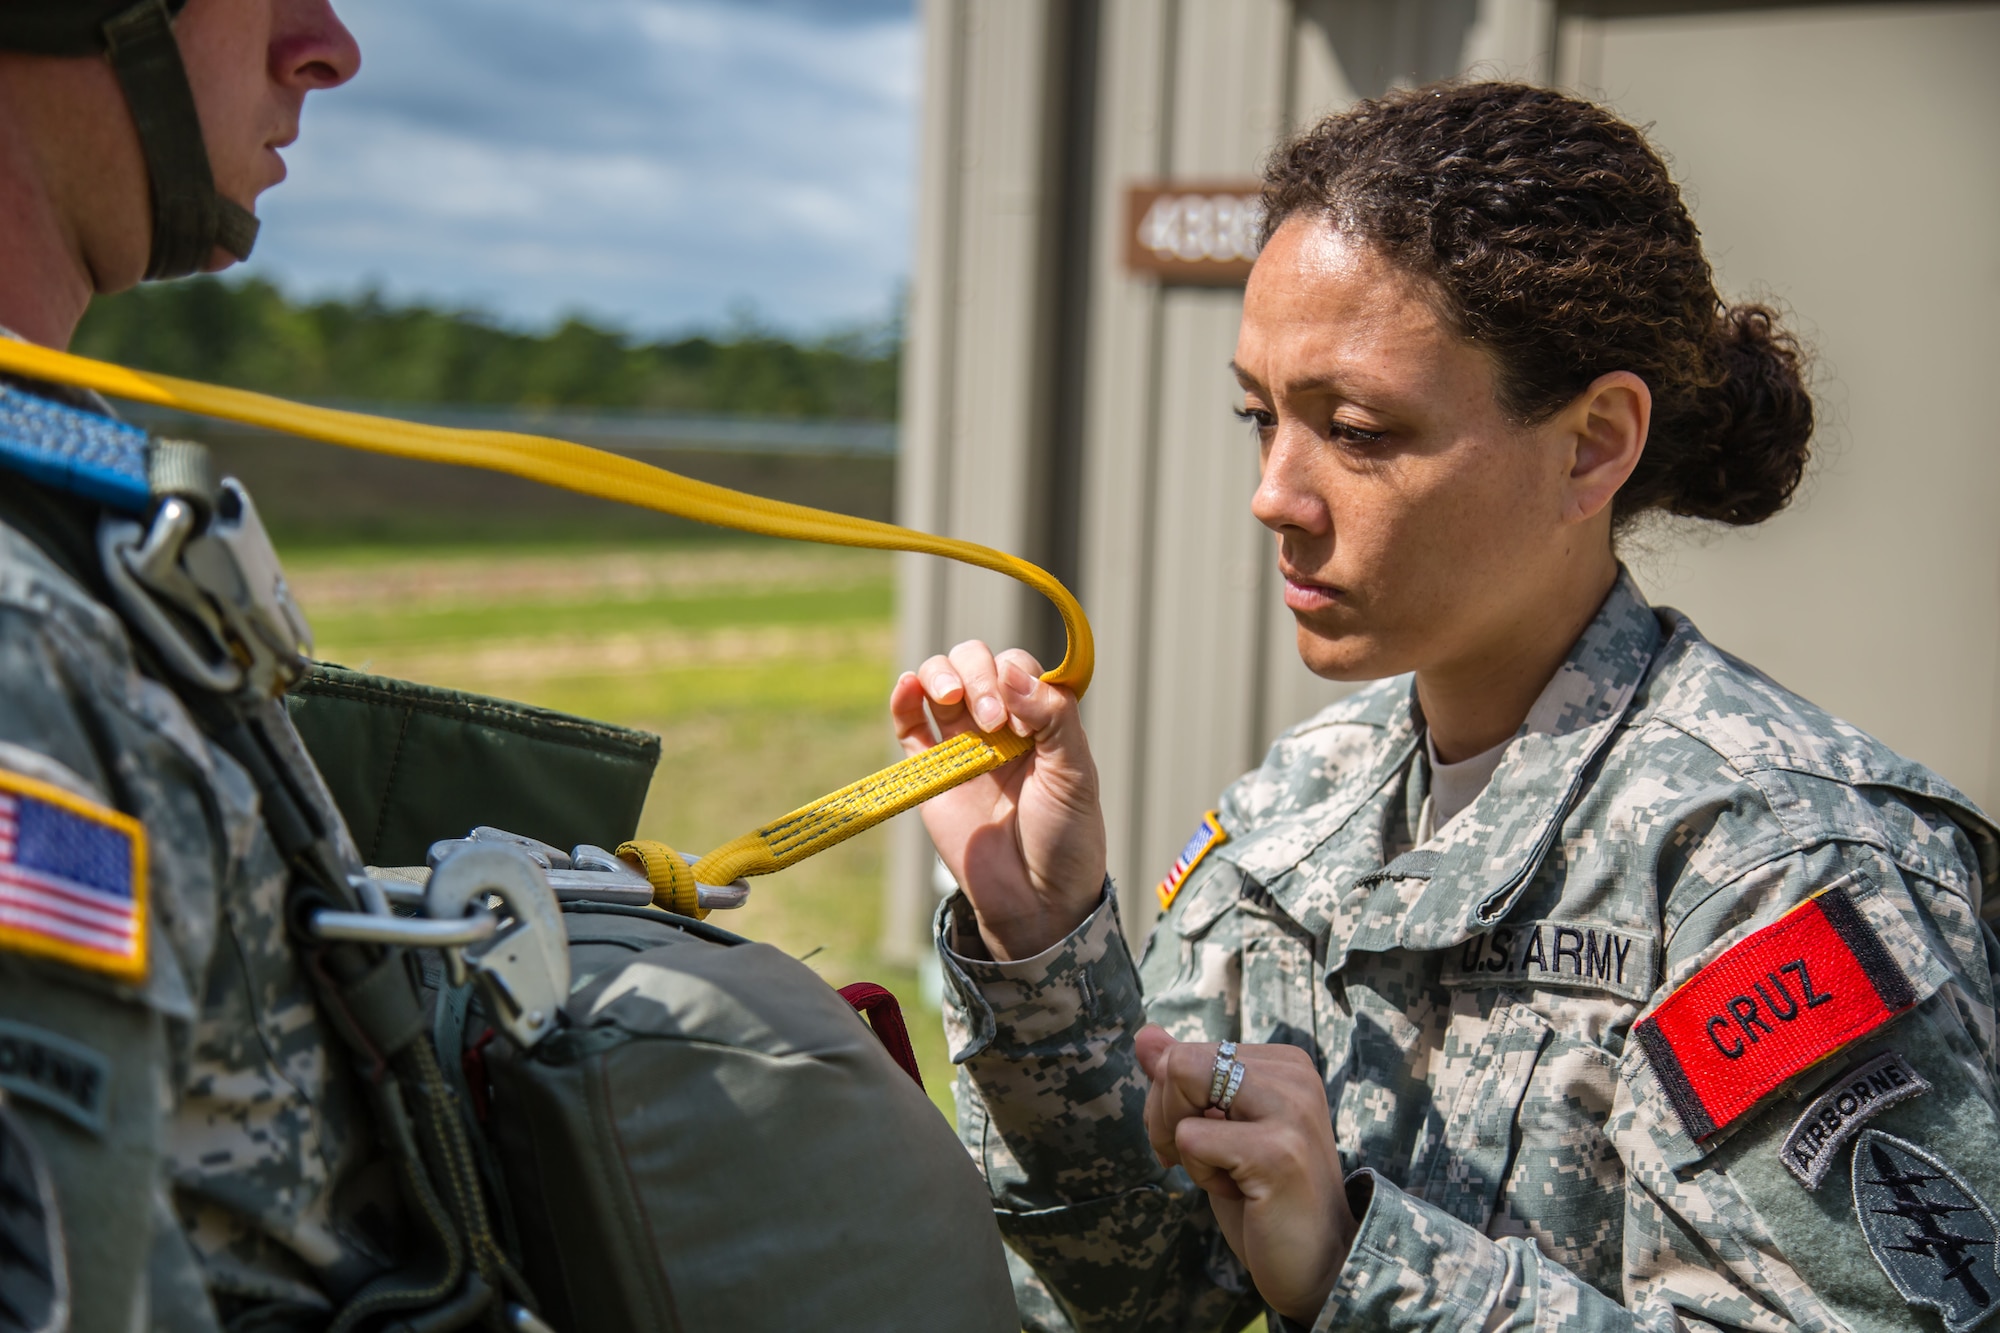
1658, 304, 1814, 526
1260, 83, 1818, 532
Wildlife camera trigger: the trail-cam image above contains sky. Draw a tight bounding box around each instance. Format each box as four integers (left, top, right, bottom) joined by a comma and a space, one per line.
245, 0, 919, 337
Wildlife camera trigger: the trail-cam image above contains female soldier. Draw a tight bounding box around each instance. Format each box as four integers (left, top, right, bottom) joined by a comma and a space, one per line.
892, 82, 2000, 1332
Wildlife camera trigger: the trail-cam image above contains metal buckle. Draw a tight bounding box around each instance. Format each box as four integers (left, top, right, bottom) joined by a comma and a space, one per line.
100, 499, 240, 692
97, 478, 313, 698
312, 841, 572, 1049
182, 478, 313, 693
425, 826, 751, 911
425, 843, 570, 1048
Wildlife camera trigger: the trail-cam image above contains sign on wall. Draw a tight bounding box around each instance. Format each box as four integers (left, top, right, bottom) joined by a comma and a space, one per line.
1124, 182, 1265, 284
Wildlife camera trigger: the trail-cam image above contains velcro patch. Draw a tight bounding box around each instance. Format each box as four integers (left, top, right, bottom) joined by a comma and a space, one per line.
1157, 811, 1226, 912
1853, 1130, 2000, 1333
0, 1020, 109, 1135
1635, 885, 1915, 1143
0, 769, 147, 982
1441, 920, 1657, 1002
1782, 1051, 1929, 1189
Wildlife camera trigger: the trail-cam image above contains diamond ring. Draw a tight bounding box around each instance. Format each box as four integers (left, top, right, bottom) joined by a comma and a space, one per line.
1207, 1041, 1238, 1107
1216, 1060, 1248, 1116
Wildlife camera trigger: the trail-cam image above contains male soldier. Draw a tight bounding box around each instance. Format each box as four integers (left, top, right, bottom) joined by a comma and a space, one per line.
0, 4, 415, 1329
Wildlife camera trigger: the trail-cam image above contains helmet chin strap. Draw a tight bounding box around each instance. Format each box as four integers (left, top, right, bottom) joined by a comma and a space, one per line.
101, 0, 259, 280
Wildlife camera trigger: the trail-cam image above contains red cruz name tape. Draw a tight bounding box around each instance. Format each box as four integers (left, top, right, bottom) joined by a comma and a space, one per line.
1634, 886, 1916, 1142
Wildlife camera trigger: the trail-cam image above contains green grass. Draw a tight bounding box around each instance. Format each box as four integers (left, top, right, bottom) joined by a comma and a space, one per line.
290, 536, 958, 1121
309, 583, 892, 647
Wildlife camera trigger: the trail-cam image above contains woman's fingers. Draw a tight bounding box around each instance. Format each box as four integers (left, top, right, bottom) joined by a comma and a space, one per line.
914, 651, 968, 719
1139, 1031, 1268, 1162
1139, 1032, 1334, 1169
1174, 1115, 1309, 1199
1160, 1046, 1354, 1323
993, 650, 1056, 736
906, 641, 1021, 741
1134, 1024, 1175, 1075
1163, 1039, 1306, 1120
1175, 1114, 1350, 1323
890, 672, 937, 756
900, 642, 1080, 753
948, 640, 1014, 733
1140, 1034, 1206, 1164
1135, 1026, 1183, 1166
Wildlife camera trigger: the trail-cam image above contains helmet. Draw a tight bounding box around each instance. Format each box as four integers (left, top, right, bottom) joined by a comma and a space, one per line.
0, 0, 258, 280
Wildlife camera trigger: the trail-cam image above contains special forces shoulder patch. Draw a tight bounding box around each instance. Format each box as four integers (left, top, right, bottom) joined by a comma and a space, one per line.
1853, 1129, 2000, 1333
0, 1101, 68, 1333
1633, 884, 1915, 1143
1157, 811, 1226, 912
0, 769, 147, 982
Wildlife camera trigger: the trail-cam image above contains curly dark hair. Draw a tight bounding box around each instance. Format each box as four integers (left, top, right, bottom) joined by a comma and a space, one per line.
1261, 81, 1812, 527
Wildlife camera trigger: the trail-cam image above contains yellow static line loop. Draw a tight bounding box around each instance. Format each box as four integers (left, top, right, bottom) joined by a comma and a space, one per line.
0, 339, 1087, 887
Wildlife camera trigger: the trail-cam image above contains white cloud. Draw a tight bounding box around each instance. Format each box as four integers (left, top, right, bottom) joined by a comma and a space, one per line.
243, 0, 918, 336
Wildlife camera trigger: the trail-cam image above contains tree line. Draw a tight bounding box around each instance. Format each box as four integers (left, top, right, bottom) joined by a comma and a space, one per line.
73, 278, 900, 420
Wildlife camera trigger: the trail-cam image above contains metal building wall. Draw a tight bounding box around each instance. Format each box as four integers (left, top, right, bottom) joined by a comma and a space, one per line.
1555, 1, 2000, 841
886, 0, 2000, 960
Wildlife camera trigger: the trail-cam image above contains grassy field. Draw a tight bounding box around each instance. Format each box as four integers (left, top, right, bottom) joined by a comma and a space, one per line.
286, 537, 959, 1119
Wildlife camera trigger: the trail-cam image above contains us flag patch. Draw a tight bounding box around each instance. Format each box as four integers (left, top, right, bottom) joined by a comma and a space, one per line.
1157, 811, 1227, 912
0, 770, 147, 981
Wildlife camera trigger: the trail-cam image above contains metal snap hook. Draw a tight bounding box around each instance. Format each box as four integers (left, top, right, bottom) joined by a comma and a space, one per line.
425, 842, 570, 1049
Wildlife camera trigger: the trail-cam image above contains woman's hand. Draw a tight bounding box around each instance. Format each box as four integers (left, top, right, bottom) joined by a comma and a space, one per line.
1135, 1025, 1358, 1324
890, 641, 1106, 960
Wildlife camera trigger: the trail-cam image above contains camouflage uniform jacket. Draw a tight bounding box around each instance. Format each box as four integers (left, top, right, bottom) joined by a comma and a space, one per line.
939, 571, 2000, 1333
0, 495, 395, 1330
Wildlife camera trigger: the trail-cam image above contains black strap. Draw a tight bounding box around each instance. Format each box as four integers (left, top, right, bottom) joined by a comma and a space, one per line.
0, 475, 111, 606
99, 0, 258, 279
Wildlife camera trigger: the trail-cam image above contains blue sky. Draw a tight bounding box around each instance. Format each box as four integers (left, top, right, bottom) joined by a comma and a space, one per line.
245, 0, 918, 337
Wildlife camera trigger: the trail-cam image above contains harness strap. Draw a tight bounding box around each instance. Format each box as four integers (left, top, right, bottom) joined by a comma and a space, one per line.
175, 682, 531, 1332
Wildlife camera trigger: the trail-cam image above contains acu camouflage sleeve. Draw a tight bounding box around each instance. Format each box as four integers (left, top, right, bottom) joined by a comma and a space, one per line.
0, 602, 218, 1333
939, 880, 1266, 1333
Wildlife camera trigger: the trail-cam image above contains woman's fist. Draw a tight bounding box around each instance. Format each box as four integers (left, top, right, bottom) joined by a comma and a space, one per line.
1136, 1025, 1358, 1323
890, 641, 1105, 959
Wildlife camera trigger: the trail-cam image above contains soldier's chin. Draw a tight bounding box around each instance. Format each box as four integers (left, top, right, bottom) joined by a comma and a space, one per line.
1292, 620, 1387, 682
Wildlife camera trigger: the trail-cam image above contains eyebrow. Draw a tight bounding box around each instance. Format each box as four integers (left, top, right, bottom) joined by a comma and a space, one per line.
1229, 361, 1356, 398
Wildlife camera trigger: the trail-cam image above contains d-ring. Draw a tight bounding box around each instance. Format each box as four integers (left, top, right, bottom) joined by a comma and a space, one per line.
1207, 1040, 1238, 1107
1215, 1060, 1248, 1116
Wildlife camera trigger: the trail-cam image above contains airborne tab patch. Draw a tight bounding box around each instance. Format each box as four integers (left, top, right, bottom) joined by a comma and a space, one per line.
1634, 884, 1915, 1143
1157, 811, 1226, 912
1782, 1051, 1930, 1189
0, 1020, 110, 1134
0, 770, 147, 982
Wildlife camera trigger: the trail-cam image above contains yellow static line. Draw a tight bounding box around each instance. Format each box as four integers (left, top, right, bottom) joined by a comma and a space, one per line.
0, 339, 1087, 891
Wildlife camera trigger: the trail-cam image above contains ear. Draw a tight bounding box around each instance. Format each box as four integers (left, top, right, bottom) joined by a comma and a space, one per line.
1556, 371, 1650, 525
